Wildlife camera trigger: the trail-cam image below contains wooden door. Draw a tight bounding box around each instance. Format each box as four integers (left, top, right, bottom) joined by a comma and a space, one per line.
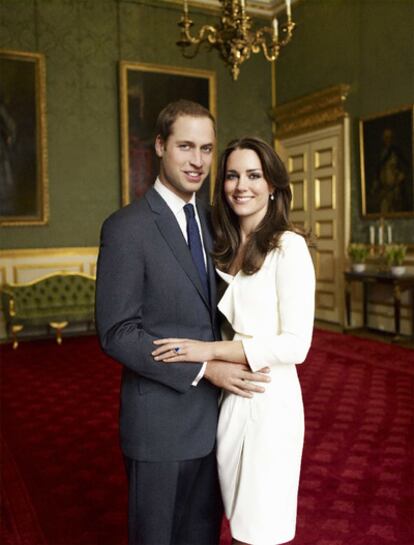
278, 123, 350, 324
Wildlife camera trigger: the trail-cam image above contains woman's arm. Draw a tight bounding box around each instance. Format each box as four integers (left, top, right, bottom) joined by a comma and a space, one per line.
242, 234, 315, 371
152, 338, 247, 364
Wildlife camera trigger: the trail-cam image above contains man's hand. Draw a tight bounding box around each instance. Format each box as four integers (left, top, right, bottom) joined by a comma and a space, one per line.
204, 360, 271, 398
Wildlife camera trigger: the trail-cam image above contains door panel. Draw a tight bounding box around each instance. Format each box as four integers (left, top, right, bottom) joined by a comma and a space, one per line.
286, 145, 309, 231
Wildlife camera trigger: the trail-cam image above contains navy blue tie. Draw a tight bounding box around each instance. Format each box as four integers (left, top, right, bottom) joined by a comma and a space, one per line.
184, 203, 209, 299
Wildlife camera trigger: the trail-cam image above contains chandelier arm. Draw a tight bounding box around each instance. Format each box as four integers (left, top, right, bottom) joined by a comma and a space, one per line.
261, 41, 279, 62
179, 19, 218, 46
195, 24, 218, 44
253, 23, 294, 58
204, 26, 218, 44
251, 29, 270, 56
277, 21, 296, 47
252, 29, 265, 49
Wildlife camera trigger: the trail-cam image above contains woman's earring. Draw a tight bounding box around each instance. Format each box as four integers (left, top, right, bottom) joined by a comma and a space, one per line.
270, 193, 275, 201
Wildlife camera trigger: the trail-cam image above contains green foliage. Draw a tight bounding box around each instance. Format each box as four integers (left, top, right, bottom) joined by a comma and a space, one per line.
347, 243, 369, 264
385, 244, 407, 266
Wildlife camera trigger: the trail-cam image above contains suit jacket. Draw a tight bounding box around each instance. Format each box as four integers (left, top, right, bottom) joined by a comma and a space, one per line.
95, 187, 220, 462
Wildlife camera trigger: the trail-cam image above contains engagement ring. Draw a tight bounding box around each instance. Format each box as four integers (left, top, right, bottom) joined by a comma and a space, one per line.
174, 347, 180, 353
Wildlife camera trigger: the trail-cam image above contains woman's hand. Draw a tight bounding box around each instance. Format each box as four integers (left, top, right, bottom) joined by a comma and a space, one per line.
152, 338, 215, 363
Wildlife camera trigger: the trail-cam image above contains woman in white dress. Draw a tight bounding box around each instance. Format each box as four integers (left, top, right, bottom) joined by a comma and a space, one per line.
153, 137, 315, 545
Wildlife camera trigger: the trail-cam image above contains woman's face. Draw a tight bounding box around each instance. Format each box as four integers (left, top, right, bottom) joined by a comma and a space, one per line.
224, 148, 273, 228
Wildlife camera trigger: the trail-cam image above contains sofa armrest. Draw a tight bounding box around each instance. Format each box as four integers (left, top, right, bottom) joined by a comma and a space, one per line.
1, 288, 16, 322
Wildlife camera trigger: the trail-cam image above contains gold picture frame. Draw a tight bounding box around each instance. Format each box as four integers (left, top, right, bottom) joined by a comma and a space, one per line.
359, 105, 413, 218
0, 50, 49, 226
119, 61, 216, 206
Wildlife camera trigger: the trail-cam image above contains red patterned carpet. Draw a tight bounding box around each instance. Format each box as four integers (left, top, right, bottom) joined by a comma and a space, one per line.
1, 330, 413, 545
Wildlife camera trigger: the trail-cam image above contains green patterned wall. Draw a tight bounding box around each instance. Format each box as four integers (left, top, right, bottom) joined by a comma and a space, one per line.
276, 0, 414, 244
0, 0, 272, 248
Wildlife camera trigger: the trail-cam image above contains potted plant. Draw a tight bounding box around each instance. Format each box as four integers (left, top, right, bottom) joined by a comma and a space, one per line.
347, 243, 370, 273
385, 244, 407, 276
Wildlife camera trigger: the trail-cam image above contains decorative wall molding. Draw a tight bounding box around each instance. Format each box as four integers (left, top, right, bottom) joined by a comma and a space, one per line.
272, 84, 351, 139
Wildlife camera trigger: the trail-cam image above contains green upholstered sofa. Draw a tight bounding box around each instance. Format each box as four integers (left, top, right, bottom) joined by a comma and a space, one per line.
1, 272, 96, 348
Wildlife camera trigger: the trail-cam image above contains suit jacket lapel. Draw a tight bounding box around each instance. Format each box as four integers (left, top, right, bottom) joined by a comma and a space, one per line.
145, 188, 210, 308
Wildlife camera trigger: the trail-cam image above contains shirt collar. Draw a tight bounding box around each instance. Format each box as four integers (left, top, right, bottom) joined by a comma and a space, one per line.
154, 177, 197, 217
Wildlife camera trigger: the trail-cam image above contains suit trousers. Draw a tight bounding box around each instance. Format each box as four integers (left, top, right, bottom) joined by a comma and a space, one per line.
124, 449, 223, 545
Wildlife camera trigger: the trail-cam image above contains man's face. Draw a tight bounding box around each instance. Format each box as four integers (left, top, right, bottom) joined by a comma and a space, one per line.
155, 115, 215, 201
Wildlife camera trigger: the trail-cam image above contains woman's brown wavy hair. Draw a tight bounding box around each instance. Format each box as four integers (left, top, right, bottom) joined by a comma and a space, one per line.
212, 136, 308, 275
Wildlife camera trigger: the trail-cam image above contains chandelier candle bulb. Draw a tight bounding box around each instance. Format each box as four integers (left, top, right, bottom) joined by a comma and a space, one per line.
369, 225, 375, 246
388, 225, 392, 244
184, 0, 188, 15
272, 17, 279, 39
286, 0, 291, 18
378, 225, 384, 246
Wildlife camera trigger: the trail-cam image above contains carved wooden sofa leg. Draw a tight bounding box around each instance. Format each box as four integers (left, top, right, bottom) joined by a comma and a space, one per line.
11, 324, 24, 350
49, 321, 68, 345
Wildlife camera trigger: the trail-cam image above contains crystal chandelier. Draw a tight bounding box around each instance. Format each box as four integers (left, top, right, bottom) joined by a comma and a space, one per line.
177, 0, 295, 81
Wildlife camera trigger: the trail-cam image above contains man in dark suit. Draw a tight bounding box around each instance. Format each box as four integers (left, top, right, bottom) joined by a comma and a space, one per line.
95, 100, 269, 545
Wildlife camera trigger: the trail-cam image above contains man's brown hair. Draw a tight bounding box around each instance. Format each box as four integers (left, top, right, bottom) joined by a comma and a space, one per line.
155, 99, 216, 143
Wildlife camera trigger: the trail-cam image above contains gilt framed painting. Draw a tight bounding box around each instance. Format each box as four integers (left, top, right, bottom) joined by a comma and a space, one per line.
119, 61, 216, 206
0, 50, 48, 226
360, 106, 413, 218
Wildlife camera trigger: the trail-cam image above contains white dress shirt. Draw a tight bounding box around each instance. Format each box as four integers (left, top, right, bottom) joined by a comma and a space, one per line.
153, 178, 208, 385
154, 178, 207, 266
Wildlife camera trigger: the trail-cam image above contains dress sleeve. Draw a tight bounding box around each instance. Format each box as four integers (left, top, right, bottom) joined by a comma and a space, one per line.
242, 234, 315, 371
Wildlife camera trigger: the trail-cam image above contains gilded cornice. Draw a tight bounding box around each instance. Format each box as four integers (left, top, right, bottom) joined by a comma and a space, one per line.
158, 0, 305, 18
271, 84, 351, 139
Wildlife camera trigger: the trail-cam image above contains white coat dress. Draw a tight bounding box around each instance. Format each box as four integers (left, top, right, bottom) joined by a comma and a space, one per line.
216, 231, 315, 545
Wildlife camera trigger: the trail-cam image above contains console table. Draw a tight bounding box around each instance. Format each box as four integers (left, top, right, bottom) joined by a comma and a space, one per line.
344, 270, 414, 339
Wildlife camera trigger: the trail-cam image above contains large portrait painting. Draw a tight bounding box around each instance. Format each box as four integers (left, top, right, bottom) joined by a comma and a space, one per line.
360, 106, 413, 218
0, 50, 48, 226
119, 61, 216, 206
